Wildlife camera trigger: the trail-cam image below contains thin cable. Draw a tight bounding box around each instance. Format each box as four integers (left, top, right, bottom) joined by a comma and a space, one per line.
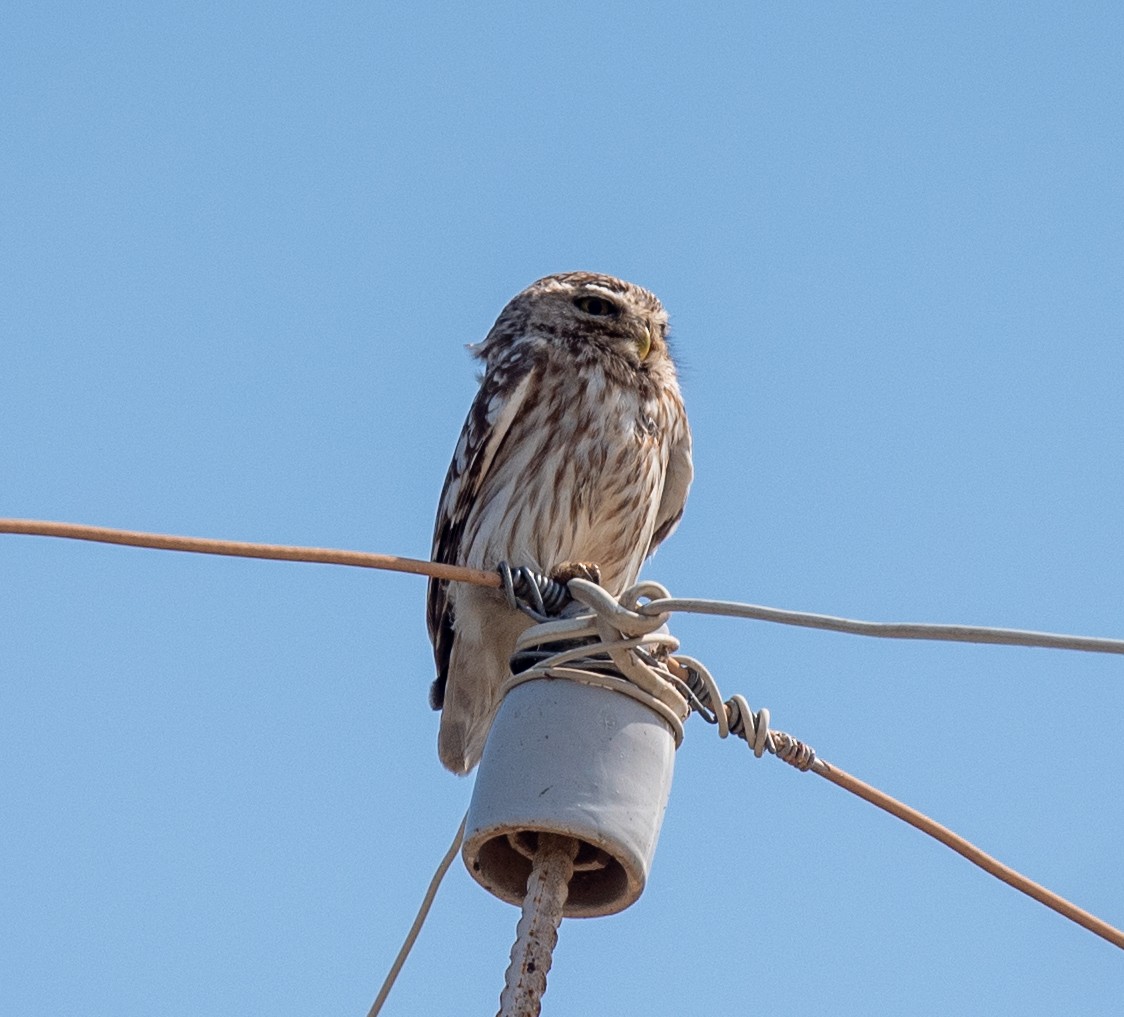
5, 518, 1123, 655
12, 517, 1120, 953
366, 814, 467, 1017
809, 758, 1124, 950
538, 593, 1124, 953
0, 518, 501, 589
696, 686, 1124, 950
643, 596, 1124, 655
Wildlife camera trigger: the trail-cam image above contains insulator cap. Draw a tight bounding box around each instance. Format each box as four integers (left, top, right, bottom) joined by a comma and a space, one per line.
462, 677, 677, 918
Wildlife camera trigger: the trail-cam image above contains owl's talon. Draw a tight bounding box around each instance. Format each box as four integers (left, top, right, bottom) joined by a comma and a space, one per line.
550, 561, 603, 587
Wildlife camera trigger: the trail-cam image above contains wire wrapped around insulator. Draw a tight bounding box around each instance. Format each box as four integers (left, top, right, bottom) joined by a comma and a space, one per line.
664, 658, 720, 726
725, 694, 771, 757
498, 563, 572, 619
770, 730, 818, 771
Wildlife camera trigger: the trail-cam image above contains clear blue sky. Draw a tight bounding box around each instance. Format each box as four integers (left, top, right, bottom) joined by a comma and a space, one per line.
3, 3, 1122, 1014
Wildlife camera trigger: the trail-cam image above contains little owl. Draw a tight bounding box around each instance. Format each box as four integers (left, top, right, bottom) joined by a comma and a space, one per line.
427, 272, 692, 773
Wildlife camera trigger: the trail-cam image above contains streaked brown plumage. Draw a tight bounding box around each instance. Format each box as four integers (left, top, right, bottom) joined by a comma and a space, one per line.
427, 272, 692, 773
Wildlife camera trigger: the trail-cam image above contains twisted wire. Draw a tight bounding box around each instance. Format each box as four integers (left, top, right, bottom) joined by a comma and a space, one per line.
499, 579, 690, 742
669, 655, 816, 767
5, 518, 1122, 655
503, 580, 818, 771
6, 519, 1123, 954
514, 579, 1124, 953
498, 562, 571, 620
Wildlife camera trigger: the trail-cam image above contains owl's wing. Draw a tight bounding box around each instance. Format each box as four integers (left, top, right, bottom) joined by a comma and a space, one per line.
427, 354, 537, 709
647, 415, 693, 556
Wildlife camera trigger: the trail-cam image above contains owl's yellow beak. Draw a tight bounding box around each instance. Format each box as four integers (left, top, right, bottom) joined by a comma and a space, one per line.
637, 323, 652, 361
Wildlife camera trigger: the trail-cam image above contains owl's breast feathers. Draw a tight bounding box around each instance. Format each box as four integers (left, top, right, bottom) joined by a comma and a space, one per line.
426, 273, 691, 771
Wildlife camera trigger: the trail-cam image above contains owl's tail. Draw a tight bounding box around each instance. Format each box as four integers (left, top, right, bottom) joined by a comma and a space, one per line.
437, 586, 533, 774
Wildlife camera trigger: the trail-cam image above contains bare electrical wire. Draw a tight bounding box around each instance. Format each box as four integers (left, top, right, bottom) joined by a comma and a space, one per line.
809, 759, 1124, 950
716, 698, 1124, 949
641, 596, 1124, 656
0, 518, 501, 589
512, 582, 1124, 952
4, 518, 1123, 656
5, 518, 1123, 960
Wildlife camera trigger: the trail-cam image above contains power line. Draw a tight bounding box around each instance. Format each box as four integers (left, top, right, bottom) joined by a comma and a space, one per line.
5, 518, 1122, 969
4, 518, 1123, 656
644, 596, 1124, 655
363, 584, 1123, 1016
809, 757, 1124, 949
0, 517, 500, 588
566, 579, 1124, 951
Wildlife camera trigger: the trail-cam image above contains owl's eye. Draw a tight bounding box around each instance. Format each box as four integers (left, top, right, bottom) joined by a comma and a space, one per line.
573, 295, 620, 317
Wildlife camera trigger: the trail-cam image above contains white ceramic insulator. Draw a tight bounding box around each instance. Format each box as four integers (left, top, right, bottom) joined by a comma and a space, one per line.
462, 677, 677, 918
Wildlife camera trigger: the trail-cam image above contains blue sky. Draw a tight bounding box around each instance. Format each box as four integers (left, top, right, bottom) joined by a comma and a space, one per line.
2, 3, 1122, 1014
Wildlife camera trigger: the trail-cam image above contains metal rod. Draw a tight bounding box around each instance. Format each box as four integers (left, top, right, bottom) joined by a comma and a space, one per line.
497, 834, 579, 1017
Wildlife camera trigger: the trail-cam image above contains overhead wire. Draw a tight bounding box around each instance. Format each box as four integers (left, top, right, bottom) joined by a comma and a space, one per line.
0, 518, 501, 589
549, 580, 1124, 952
4, 517, 1123, 656
641, 596, 1124, 655
809, 759, 1124, 949
4, 518, 1123, 968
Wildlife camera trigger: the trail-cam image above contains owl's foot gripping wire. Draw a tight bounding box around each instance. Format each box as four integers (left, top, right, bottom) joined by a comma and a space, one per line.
547, 560, 602, 587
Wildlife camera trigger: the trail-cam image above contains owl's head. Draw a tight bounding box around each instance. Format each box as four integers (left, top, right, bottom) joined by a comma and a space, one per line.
474, 272, 673, 374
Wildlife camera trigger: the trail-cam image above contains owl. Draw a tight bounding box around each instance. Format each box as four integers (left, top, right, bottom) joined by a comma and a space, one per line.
427, 272, 692, 773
